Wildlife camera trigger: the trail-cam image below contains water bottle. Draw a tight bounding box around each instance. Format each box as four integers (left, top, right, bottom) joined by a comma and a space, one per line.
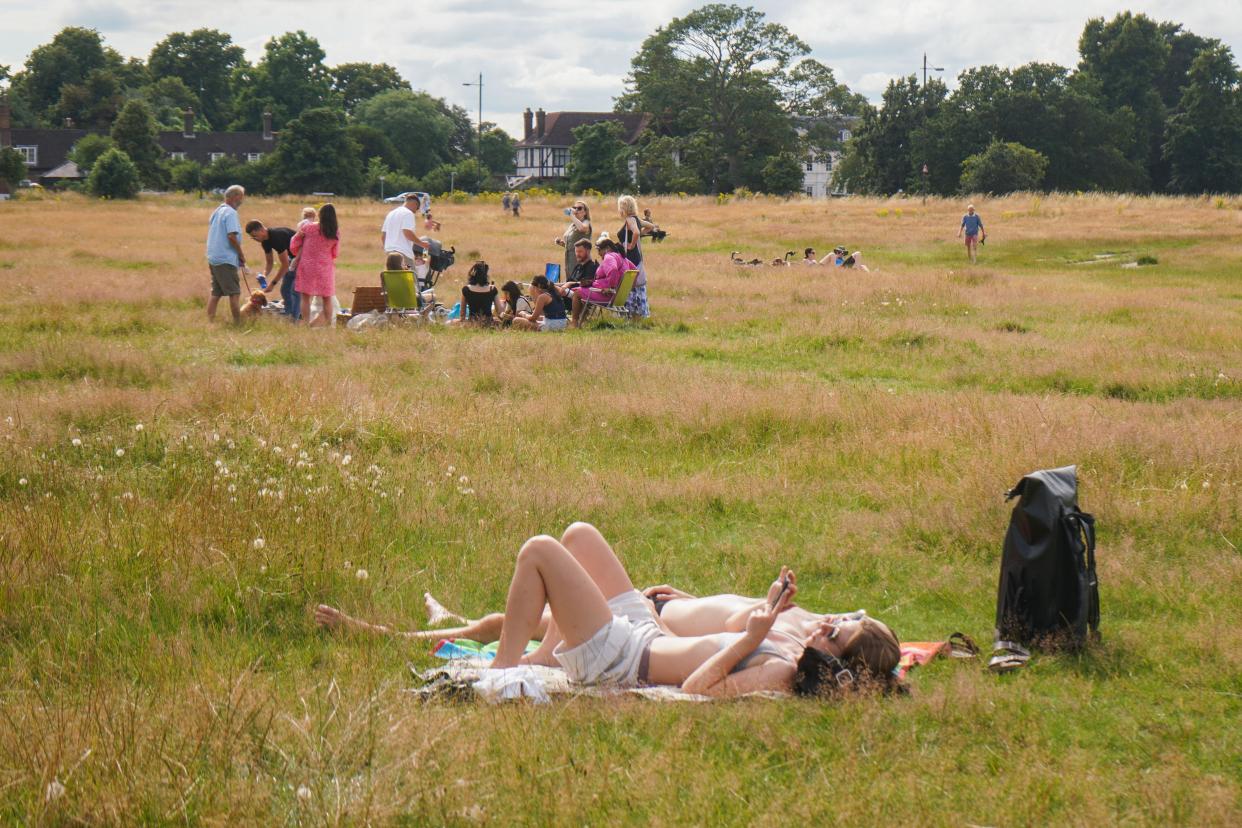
256, 274, 268, 289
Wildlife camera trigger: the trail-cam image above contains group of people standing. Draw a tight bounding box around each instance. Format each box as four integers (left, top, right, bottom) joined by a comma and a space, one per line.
204, 184, 340, 327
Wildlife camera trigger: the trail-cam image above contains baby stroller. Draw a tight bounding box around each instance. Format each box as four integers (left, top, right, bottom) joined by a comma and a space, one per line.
409, 238, 456, 320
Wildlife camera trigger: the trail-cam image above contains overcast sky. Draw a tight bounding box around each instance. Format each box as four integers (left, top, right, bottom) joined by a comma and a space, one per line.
2, 0, 1240, 135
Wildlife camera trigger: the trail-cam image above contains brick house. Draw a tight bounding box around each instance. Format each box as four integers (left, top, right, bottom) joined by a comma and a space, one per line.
0, 99, 277, 189
513, 108, 652, 182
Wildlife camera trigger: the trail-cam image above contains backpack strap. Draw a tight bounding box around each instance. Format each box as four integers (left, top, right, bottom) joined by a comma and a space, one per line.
1072, 509, 1099, 635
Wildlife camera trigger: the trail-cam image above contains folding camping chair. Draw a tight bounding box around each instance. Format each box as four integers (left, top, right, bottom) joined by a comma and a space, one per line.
380, 270, 421, 317
580, 269, 637, 324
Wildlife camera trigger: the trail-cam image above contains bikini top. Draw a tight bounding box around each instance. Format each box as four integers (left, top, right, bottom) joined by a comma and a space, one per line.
716, 633, 792, 673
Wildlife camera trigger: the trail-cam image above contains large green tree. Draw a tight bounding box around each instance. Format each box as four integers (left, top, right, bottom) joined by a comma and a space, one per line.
354, 90, 458, 177
230, 31, 335, 130
564, 121, 630, 192
9, 27, 111, 123
1164, 45, 1242, 193
68, 134, 116, 175
478, 125, 517, 175
148, 29, 246, 129
620, 3, 809, 191
269, 107, 363, 195
111, 100, 163, 186
837, 76, 947, 195
330, 62, 410, 113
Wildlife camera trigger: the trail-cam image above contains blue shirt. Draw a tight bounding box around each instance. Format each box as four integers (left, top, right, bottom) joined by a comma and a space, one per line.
206, 203, 242, 266
961, 213, 983, 235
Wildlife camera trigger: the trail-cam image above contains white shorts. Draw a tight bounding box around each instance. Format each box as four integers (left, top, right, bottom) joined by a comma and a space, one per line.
540, 317, 568, 332
554, 589, 662, 687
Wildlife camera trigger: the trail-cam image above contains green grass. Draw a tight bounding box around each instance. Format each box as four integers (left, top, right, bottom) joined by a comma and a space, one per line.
0, 194, 1238, 825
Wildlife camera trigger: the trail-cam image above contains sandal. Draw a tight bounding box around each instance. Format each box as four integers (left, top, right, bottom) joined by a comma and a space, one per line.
988, 640, 1031, 673
947, 632, 980, 659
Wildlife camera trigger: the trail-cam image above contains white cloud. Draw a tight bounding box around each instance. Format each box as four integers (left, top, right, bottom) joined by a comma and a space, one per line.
1, 0, 1239, 134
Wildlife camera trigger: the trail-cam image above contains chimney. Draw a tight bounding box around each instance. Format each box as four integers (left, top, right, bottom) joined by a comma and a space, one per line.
523, 108, 533, 141
182, 108, 195, 138
535, 108, 546, 140
0, 93, 10, 149
262, 110, 273, 141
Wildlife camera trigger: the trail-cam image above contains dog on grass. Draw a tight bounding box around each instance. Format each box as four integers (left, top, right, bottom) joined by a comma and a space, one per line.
240, 289, 269, 318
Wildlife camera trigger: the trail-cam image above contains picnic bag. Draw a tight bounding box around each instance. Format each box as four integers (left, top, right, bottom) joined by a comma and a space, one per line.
994, 465, 1099, 650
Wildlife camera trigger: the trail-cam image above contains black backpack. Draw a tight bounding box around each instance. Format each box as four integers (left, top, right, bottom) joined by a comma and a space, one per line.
995, 466, 1099, 650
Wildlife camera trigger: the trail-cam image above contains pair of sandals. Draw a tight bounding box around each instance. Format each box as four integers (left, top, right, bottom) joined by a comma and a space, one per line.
941, 633, 1030, 673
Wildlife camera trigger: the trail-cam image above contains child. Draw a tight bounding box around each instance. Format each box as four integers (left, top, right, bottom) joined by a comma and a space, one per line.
298, 207, 316, 229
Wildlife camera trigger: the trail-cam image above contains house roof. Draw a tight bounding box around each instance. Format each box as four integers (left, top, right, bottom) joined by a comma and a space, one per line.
516, 112, 651, 148
158, 130, 274, 156
42, 160, 82, 179
8, 127, 276, 175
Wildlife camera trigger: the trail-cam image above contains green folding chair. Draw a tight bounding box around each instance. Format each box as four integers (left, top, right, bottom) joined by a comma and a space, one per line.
381, 270, 420, 316
581, 269, 638, 323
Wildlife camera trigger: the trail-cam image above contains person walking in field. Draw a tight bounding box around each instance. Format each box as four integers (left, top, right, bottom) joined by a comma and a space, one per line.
958, 204, 986, 264
205, 184, 246, 323
290, 204, 340, 328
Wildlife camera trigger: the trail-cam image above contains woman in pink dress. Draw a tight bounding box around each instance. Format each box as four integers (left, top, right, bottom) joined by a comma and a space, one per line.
290, 204, 340, 327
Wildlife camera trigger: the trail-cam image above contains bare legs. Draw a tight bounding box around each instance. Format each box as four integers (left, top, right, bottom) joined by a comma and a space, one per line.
965, 236, 979, 264
491, 534, 614, 668
314, 595, 549, 643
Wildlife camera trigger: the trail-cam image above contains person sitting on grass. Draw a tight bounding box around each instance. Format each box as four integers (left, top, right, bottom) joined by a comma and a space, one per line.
497, 280, 529, 327
317, 522, 900, 697
802, 247, 820, 265
511, 275, 568, 332
458, 261, 502, 327
569, 235, 634, 328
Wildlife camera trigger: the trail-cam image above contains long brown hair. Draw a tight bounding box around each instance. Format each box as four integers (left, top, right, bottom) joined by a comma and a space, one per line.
318, 203, 339, 240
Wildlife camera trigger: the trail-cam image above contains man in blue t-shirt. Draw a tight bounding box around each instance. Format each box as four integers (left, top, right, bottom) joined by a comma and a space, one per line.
206, 184, 246, 322
958, 204, 986, 264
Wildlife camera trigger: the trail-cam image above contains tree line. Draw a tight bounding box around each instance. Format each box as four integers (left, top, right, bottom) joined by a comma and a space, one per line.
3, 6, 1240, 197
0, 27, 515, 197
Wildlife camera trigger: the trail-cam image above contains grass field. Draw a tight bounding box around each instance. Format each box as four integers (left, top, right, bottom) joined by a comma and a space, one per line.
0, 190, 1239, 825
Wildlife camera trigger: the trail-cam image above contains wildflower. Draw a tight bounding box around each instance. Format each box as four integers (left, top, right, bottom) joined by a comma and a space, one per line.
259, 564, 267, 574
1202, 480, 1211, 489
344, 560, 352, 569
253, 538, 265, 550
459, 475, 469, 484
71, 438, 82, 447
355, 568, 369, 581
297, 785, 311, 801
274, 446, 283, 454
19, 478, 28, 486
45, 780, 65, 802
227, 484, 236, 493
448, 465, 455, 473
342, 454, 352, 466
134, 423, 144, 432
115, 448, 125, 457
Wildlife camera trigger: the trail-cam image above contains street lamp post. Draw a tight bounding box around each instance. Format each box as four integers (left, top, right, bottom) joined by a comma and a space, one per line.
922, 53, 944, 87
462, 73, 483, 192
450, 171, 456, 194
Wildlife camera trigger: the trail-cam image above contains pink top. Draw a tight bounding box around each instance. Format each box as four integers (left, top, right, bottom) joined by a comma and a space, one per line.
592, 251, 635, 293
290, 222, 339, 296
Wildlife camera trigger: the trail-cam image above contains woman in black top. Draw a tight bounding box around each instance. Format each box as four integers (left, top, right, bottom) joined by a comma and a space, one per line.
511, 275, 568, 332
459, 261, 502, 326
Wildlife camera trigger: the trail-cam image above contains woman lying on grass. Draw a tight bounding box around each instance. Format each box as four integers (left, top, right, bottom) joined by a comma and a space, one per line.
318, 523, 900, 697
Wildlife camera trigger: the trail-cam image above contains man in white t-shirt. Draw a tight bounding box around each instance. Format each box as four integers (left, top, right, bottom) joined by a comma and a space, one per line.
381, 193, 429, 268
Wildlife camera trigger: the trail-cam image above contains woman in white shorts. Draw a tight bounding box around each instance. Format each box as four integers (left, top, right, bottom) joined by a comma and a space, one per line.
316, 523, 892, 697
486, 524, 901, 697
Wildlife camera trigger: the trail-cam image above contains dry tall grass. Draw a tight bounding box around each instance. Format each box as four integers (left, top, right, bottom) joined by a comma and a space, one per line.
0, 191, 1238, 825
